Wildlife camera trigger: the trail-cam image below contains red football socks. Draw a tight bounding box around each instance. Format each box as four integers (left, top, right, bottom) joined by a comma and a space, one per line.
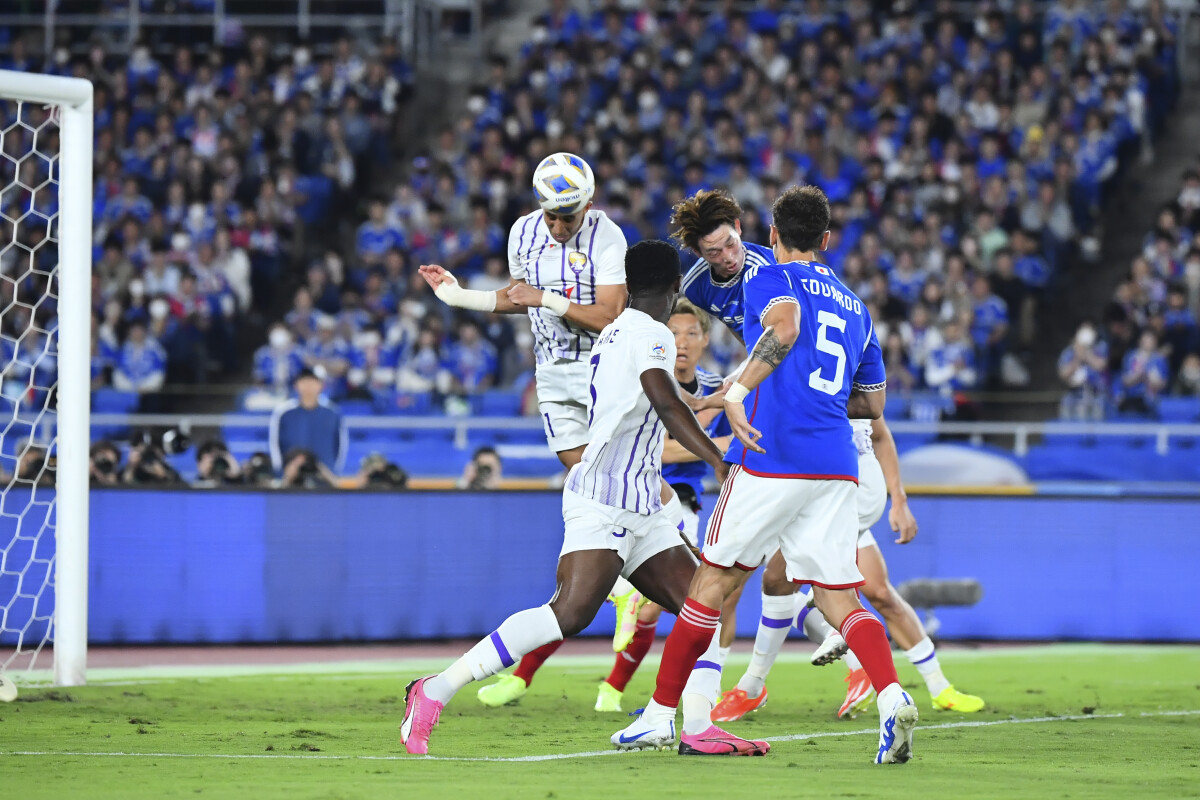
651, 599, 719, 708
605, 620, 657, 692
840, 609, 900, 694
512, 639, 564, 686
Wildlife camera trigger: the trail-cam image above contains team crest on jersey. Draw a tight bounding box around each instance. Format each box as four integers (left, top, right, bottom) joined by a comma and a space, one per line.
649, 342, 667, 361
567, 250, 588, 273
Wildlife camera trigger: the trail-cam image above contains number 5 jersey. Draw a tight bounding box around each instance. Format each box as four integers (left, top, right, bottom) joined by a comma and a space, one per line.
728, 259, 885, 482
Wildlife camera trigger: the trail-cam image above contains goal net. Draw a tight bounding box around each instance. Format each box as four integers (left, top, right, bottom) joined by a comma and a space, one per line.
0, 71, 93, 687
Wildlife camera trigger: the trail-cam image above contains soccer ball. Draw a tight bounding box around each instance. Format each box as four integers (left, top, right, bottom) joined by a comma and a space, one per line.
0, 674, 17, 702
532, 153, 595, 215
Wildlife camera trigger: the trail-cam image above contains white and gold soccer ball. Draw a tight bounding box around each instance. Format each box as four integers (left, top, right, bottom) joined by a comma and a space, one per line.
532, 152, 595, 215
0, 673, 17, 702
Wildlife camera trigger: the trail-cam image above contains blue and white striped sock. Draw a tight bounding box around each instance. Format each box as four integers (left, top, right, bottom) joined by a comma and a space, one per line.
425, 604, 562, 704
905, 636, 950, 696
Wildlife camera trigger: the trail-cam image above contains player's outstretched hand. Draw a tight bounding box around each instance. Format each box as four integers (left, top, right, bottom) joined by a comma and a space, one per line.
889, 499, 918, 544
506, 282, 544, 308
419, 264, 454, 291
684, 388, 726, 412
724, 400, 765, 454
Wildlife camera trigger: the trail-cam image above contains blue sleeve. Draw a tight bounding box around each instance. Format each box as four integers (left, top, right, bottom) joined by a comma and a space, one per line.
853, 325, 886, 391
741, 266, 797, 327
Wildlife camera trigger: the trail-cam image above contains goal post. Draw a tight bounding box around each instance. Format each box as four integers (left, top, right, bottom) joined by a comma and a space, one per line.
0, 70, 93, 687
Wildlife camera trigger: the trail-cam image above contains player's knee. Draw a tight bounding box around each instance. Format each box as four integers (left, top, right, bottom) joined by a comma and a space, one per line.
761, 572, 793, 596
549, 600, 593, 638
863, 581, 899, 612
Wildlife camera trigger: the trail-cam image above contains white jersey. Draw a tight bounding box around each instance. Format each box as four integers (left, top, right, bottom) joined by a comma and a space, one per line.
565, 308, 676, 515
852, 418, 874, 456
507, 208, 627, 365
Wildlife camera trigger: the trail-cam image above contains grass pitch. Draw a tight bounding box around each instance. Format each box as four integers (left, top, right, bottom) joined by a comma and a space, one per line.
1, 644, 1198, 799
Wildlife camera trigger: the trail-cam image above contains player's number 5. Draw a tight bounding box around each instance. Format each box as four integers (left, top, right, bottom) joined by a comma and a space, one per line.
809, 310, 846, 396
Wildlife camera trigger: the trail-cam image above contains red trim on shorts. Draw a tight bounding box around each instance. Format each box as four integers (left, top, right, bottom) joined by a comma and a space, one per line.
699, 553, 757, 572
790, 578, 867, 590
737, 462, 859, 483
705, 464, 739, 547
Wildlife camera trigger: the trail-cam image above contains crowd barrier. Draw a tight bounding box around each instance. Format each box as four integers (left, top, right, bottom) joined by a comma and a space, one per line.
3, 488, 1196, 645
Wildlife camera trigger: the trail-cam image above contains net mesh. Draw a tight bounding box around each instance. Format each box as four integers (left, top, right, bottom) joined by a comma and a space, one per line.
0, 99, 62, 675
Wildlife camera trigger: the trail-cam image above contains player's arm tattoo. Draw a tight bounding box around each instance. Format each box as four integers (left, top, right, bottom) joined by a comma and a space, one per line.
749, 325, 791, 370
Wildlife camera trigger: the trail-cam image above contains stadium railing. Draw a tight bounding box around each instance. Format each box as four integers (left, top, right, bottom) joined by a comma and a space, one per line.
71, 413, 1200, 459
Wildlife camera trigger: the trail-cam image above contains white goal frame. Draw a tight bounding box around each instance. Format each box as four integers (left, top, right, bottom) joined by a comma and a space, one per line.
0, 70, 93, 686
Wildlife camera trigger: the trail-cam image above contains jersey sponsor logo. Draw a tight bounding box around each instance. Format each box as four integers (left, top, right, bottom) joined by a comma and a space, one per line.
649, 342, 667, 361
568, 250, 588, 273
565, 286, 575, 299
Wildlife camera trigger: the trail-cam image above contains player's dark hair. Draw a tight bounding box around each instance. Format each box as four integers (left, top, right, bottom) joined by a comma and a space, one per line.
669, 190, 743, 251
771, 185, 830, 253
670, 298, 711, 335
625, 240, 681, 296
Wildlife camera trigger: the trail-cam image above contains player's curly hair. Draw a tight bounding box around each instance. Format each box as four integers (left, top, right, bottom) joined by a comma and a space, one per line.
771, 185, 830, 253
625, 240, 681, 295
669, 298, 711, 335
669, 190, 743, 252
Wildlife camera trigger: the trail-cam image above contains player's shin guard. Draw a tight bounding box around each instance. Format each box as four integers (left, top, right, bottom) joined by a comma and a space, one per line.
651, 599, 719, 711
736, 594, 794, 698
680, 623, 725, 735
425, 605, 563, 704
840, 609, 900, 694
605, 620, 657, 692
513, 639, 565, 687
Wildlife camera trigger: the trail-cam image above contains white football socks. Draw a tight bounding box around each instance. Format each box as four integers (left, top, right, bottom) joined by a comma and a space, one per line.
424, 604, 563, 704
680, 623, 724, 735
905, 636, 950, 696
715, 645, 732, 671
735, 593, 794, 699
794, 590, 837, 643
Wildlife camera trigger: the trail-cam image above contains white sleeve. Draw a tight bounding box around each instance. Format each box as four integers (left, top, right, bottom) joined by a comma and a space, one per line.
633, 328, 675, 377
592, 225, 628, 286
507, 218, 526, 281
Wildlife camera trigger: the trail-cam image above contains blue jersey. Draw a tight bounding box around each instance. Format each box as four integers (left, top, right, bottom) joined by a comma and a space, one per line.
681, 241, 775, 340
729, 259, 885, 480
662, 367, 730, 503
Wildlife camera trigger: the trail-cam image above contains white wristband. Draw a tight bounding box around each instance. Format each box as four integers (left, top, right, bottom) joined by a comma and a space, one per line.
433, 272, 497, 313
541, 290, 571, 316
725, 382, 751, 404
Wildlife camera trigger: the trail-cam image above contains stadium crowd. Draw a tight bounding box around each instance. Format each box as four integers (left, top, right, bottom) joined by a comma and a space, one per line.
1060, 164, 1200, 418
263, 0, 1187, 420
0, 29, 413, 409
0, 1, 1193, 426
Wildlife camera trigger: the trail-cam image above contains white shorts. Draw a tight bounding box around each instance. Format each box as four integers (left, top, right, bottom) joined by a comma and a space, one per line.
702, 466, 863, 589
536, 359, 591, 453
561, 489, 689, 579
856, 452, 886, 549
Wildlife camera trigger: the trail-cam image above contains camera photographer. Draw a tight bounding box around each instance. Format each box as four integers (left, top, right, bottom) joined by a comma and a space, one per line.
349, 452, 409, 490
280, 447, 337, 489
242, 451, 276, 488
15, 443, 55, 488
194, 439, 243, 486
89, 440, 123, 486
122, 429, 187, 486
457, 446, 502, 490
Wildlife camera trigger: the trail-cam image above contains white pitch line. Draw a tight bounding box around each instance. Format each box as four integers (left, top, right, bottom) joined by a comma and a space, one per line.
2, 710, 1195, 764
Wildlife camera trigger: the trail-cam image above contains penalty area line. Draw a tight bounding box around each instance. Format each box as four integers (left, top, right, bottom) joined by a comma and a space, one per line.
2, 710, 1195, 763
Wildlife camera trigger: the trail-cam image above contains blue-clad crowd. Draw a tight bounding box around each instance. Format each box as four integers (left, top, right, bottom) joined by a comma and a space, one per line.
0, 29, 412, 410
1059, 166, 1200, 418
261, 0, 1186, 419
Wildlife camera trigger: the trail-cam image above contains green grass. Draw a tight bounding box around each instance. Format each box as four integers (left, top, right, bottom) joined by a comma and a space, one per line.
1, 645, 1198, 799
